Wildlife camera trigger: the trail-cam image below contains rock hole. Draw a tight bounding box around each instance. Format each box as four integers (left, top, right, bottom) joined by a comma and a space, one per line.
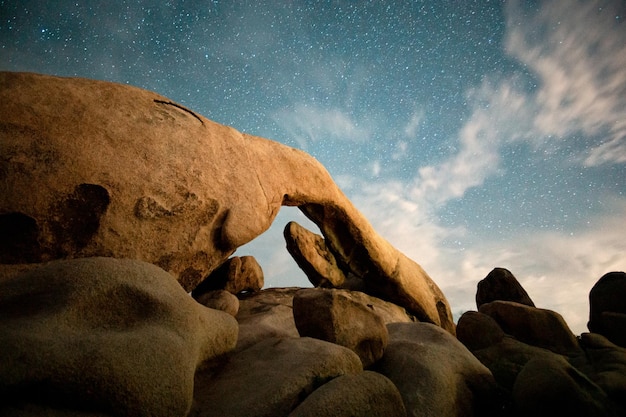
0, 212, 41, 263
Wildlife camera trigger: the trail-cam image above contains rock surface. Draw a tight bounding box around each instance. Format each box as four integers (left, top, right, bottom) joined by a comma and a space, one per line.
375, 322, 500, 417
0, 71, 453, 331
191, 337, 363, 417
479, 300, 581, 356
192, 256, 264, 296
476, 267, 535, 308
588, 271, 626, 347
283, 221, 346, 287
293, 288, 389, 367
288, 371, 406, 417
234, 287, 301, 351
195, 289, 240, 317
0, 257, 238, 417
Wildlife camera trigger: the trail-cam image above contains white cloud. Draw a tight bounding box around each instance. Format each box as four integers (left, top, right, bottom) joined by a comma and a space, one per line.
273, 104, 369, 148
505, 0, 626, 166
404, 108, 424, 138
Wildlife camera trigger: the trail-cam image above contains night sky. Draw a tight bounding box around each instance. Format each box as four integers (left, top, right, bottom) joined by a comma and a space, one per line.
2, 0, 625, 333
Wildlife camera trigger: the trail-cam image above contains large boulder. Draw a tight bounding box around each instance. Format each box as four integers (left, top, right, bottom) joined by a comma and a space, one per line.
375, 322, 500, 417
512, 356, 610, 417
479, 300, 581, 356
283, 221, 346, 288
293, 288, 389, 367
190, 337, 363, 417
0, 257, 238, 417
195, 289, 240, 317
0, 71, 453, 332
588, 271, 626, 347
476, 267, 535, 308
234, 287, 301, 351
288, 371, 406, 417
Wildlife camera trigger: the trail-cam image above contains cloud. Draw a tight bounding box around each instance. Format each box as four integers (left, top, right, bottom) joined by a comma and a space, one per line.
403, 108, 424, 138
505, 0, 626, 166
273, 104, 370, 148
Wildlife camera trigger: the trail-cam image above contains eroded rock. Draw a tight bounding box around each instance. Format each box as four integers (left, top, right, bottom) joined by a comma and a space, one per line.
0, 71, 453, 331
191, 337, 363, 417
287, 371, 406, 417
293, 288, 389, 367
0, 257, 238, 417
476, 267, 535, 309
375, 322, 500, 417
588, 271, 626, 348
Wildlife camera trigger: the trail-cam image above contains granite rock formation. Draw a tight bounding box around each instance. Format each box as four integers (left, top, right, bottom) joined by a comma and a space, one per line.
0, 71, 453, 331
0, 257, 238, 417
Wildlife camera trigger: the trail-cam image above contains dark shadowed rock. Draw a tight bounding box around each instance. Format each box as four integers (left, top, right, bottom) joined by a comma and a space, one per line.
0, 71, 453, 331
283, 221, 346, 287
479, 300, 581, 356
293, 288, 389, 367
512, 356, 610, 417
476, 267, 535, 309
288, 371, 406, 417
588, 271, 626, 347
375, 322, 500, 417
0, 257, 238, 417
190, 337, 363, 417
457, 310, 506, 351
579, 333, 626, 411
192, 256, 263, 296
195, 289, 240, 317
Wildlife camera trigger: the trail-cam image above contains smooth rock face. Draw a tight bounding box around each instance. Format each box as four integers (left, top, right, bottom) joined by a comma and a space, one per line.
456, 310, 505, 351
375, 322, 499, 417
234, 287, 301, 351
479, 300, 581, 356
0, 71, 453, 331
476, 267, 535, 309
0, 257, 238, 417
512, 356, 610, 417
195, 289, 240, 317
191, 337, 363, 417
588, 271, 626, 347
293, 288, 389, 367
283, 221, 346, 287
288, 371, 406, 417
192, 256, 264, 295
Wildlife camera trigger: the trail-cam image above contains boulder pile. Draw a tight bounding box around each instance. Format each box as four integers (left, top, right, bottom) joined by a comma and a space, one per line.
1, 73, 624, 416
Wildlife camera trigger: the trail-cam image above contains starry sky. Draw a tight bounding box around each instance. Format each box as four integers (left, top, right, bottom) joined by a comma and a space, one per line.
1, 0, 625, 333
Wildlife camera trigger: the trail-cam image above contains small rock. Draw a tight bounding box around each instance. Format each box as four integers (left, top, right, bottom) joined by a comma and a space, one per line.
192, 256, 264, 296
293, 288, 389, 368
588, 271, 626, 347
284, 221, 346, 287
195, 289, 239, 317
476, 267, 535, 309
288, 371, 406, 417
456, 310, 505, 351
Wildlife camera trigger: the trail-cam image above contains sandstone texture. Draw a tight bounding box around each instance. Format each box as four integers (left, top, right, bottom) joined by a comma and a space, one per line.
0, 71, 453, 331
0, 257, 238, 417
194, 289, 240, 317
